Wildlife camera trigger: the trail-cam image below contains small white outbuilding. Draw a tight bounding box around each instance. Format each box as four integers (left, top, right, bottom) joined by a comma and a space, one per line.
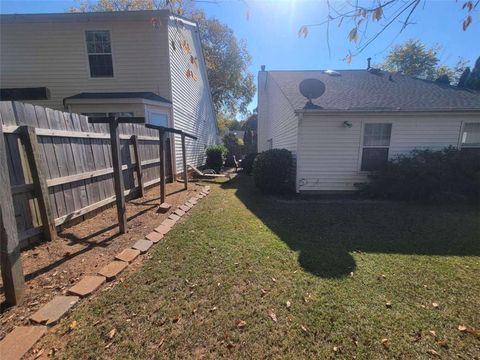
257, 68, 480, 193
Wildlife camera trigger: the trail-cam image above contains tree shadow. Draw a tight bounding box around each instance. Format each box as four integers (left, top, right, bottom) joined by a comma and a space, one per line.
221, 175, 480, 278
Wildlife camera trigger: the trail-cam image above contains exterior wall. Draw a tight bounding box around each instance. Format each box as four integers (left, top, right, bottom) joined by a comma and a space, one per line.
257, 71, 298, 154
0, 12, 171, 111
297, 112, 480, 192
168, 18, 218, 171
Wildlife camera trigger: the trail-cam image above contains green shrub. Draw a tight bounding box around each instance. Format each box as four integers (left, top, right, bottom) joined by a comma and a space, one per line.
253, 149, 293, 194
360, 147, 480, 204
205, 144, 227, 173
242, 152, 258, 175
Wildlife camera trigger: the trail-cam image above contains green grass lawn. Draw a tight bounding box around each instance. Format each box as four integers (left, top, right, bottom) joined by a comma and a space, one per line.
55, 175, 479, 359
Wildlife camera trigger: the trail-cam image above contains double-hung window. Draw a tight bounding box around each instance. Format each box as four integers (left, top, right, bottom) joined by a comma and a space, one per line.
361, 123, 392, 171
85, 30, 114, 77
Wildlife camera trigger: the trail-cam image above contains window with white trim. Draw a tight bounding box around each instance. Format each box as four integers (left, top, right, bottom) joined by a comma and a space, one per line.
85, 31, 114, 77
361, 123, 392, 171
461, 123, 480, 148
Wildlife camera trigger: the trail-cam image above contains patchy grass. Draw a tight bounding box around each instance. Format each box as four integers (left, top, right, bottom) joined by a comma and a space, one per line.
52, 176, 479, 359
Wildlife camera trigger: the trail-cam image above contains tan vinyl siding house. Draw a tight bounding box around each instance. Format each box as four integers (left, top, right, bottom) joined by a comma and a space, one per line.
0, 10, 218, 172
257, 69, 480, 193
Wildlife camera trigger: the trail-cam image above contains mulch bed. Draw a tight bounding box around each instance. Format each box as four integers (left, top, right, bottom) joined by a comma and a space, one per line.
0, 180, 204, 340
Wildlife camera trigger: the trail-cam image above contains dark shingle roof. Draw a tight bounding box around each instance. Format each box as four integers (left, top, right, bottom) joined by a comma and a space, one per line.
64, 92, 171, 104
268, 70, 480, 111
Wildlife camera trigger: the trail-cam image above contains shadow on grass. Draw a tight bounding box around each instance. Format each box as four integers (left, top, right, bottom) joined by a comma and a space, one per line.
222, 175, 480, 278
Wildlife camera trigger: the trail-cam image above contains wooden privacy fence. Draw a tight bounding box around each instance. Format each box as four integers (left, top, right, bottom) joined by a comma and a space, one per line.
0, 101, 173, 246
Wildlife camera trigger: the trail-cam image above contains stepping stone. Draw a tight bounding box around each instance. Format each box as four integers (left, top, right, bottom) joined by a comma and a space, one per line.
204, 186, 210, 191
98, 261, 128, 281
158, 202, 172, 213
174, 208, 186, 217
115, 248, 140, 263
30, 296, 79, 326
68, 275, 106, 298
189, 197, 198, 204
145, 231, 163, 243
162, 218, 176, 228
154, 224, 171, 235
168, 213, 181, 222
132, 239, 153, 253
184, 201, 193, 209
179, 204, 190, 212
0, 326, 47, 360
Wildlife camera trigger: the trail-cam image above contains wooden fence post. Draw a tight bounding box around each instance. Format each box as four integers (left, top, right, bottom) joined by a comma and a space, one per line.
0, 125, 25, 306
181, 133, 188, 190
131, 135, 144, 198
109, 120, 127, 234
21, 126, 57, 242
159, 129, 166, 204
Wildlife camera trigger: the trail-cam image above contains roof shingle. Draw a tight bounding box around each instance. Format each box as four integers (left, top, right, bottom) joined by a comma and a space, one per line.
267, 70, 480, 111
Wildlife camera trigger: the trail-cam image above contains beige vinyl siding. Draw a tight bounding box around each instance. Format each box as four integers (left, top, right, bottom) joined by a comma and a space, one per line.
297, 113, 479, 192
257, 72, 298, 153
0, 15, 171, 111
168, 19, 217, 171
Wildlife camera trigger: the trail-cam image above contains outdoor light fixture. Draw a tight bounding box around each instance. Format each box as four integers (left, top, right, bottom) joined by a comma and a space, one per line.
343, 121, 353, 128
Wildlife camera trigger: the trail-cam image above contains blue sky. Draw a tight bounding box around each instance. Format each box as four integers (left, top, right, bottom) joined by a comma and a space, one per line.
1, 0, 479, 114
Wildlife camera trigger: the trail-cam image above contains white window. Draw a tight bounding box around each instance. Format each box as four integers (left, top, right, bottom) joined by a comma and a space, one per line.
85, 31, 113, 77
361, 123, 392, 171
147, 111, 168, 127
461, 123, 480, 148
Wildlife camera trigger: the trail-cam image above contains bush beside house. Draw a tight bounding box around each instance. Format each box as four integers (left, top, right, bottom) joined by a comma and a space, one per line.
205, 144, 228, 173
360, 147, 480, 204
253, 149, 293, 194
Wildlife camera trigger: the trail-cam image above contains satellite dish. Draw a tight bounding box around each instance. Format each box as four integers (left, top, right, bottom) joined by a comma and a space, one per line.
299, 78, 325, 109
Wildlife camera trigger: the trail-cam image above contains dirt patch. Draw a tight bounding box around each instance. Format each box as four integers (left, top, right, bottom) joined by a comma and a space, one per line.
0, 180, 204, 340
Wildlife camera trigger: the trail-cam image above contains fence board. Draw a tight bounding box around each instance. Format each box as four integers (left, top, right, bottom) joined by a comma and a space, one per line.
0, 101, 172, 245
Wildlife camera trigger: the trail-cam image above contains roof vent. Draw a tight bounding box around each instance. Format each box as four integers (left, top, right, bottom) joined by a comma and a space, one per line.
324, 69, 341, 76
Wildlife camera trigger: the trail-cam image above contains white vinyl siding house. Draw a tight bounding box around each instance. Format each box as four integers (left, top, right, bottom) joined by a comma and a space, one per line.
257, 69, 480, 193
0, 10, 218, 172
168, 18, 218, 173
257, 71, 298, 154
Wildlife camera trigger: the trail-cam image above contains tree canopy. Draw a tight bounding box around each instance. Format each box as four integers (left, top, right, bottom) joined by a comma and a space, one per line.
380, 39, 469, 85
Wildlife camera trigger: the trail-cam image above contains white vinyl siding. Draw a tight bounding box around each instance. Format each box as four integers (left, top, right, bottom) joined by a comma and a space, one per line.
0, 14, 171, 110
257, 72, 298, 153
168, 19, 218, 171
297, 114, 480, 192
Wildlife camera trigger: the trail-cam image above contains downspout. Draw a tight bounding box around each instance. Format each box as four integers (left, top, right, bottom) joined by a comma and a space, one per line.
295, 112, 303, 193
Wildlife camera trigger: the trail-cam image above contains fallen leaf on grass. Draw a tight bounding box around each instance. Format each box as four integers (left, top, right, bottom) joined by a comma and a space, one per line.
385, 301, 392, 308
260, 289, 267, 297
427, 349, 440, 357
269, 310, 277, 323
158, 337, 165, 348
333, 346, 339, 353
458, 324, 467, 332
69, 320, 78, 331
458, 324, 480, 338
107, 328, 116, 339
381, 338, 389, 350
271, 277, 277, 283
286, 301, 291, 309
429, 330, 437, 338
210, 306, 217, 312
300, 325, 308, 333
432, 302, 439, 309
437, 340, 448, 348
236, 320, 247, 329
105, 342, 113, 349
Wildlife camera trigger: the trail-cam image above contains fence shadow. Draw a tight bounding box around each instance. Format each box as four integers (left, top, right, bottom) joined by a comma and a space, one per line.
221, 175, 480, 278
